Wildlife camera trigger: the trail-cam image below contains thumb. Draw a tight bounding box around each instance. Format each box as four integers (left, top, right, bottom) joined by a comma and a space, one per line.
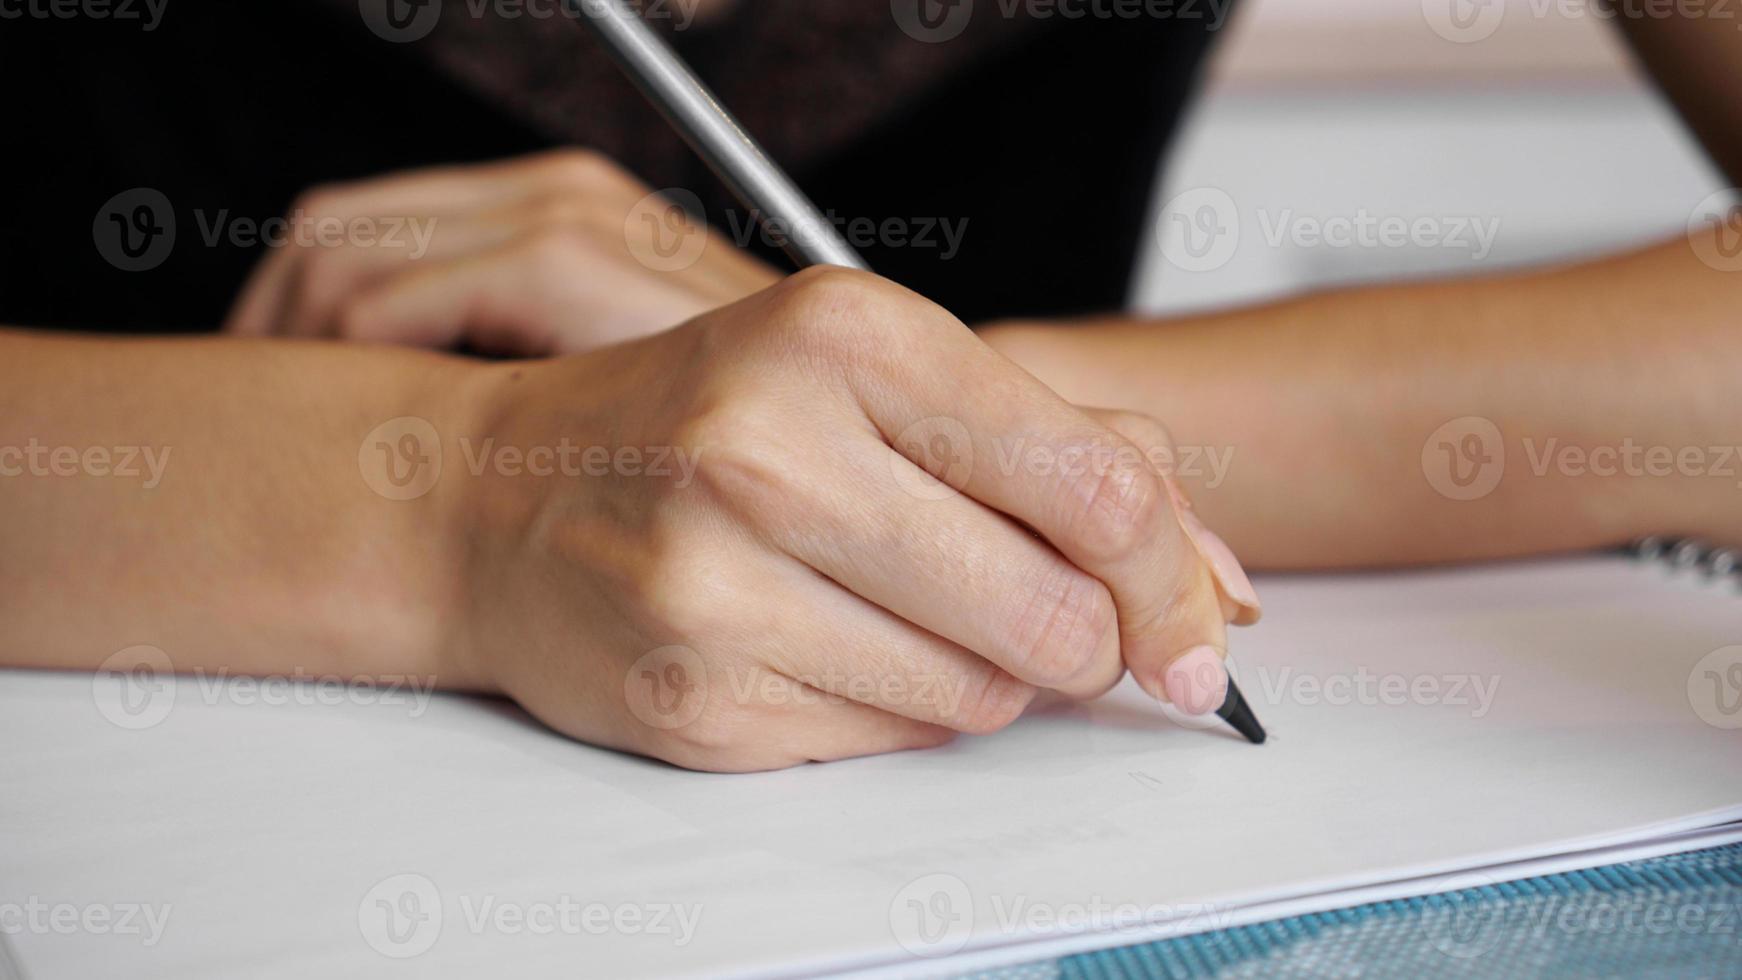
1080, 408, 1259, 715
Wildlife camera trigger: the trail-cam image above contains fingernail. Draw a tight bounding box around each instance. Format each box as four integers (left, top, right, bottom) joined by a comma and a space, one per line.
1161, 645, 1228, 716
1179, 508, 1263, 626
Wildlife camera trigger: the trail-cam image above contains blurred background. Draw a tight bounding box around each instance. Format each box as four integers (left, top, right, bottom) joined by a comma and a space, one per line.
1135, 0, 1731, 314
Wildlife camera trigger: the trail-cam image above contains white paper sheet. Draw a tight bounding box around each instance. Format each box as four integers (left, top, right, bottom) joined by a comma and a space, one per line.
3, 557, 1739, 979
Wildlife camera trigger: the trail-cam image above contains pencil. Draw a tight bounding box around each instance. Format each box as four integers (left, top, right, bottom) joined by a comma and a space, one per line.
574, 0, 867, 270
578, 0, 1265, 744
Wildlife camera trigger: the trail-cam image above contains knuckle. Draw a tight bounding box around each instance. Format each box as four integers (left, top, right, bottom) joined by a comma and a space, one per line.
524, 225, 588, 261
1064, 456, 1169, 566
539, 147, 633, 191
288, 186, 335, 218
768, 267, 892, 333
650, 706, 776, 773
680, 402, 792, 524
654, 697, 738, 752
1120, 540, 1206, 646
520, 227, 595, 281
530, 192, 594, 229
632, 553, 735, 645
760, 267, 930, 369
947, 669, 1035, 734
1104, 410, 1176, 456
1009, 563, 1116, 686
642, 667, 819, 773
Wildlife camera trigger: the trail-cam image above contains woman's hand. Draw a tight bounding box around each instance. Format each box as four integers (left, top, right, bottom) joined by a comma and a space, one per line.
444, 268, 1260, 771
224, 149, 782, 355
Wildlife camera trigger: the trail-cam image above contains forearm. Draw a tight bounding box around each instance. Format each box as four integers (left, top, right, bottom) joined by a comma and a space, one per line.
984, 235, 1741, 569
0, 330, 488, 686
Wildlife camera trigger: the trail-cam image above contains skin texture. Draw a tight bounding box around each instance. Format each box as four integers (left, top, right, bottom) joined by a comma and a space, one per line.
4, 13, 1736, 770
980, 230, 1742, 569
0, 270, 1249, 772
225, 150, 782, 355
216, 152, 1742, 574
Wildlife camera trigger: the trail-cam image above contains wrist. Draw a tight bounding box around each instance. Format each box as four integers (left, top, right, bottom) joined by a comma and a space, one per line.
413, 350, 639, 698
330, 348, 507, 694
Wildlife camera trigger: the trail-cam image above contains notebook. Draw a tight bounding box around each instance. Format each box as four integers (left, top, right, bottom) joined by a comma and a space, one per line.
2, 545, 1739, 979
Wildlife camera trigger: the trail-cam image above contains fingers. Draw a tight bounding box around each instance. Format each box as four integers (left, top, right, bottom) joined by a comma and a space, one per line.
221, 148, 778, 348
223, 156, 575, 337
726, 415, 1123, 699
781, 271, 1234, 714
643, 669, 958, 773
224, 244, 296, 337
336, 238, 713, 355
899, 400, 1222, 710
1167, 477, 1263, 627
246, 212, 520, 339
1084, 409, 1239, 715
601, 550, 1013, 772
761, 560, 1039, 733
774, 696, 958, 767
1085, 407, 1262, 627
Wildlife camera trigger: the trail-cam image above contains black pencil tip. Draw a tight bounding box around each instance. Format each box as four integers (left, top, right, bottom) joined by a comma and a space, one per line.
1215, 677, 1267, 744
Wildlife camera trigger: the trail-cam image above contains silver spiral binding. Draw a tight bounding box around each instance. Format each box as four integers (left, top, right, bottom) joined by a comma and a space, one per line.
1629, 536, 1742, 591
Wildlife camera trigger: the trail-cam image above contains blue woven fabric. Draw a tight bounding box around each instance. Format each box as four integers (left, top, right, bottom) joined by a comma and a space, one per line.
962, 843, 1742, 980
